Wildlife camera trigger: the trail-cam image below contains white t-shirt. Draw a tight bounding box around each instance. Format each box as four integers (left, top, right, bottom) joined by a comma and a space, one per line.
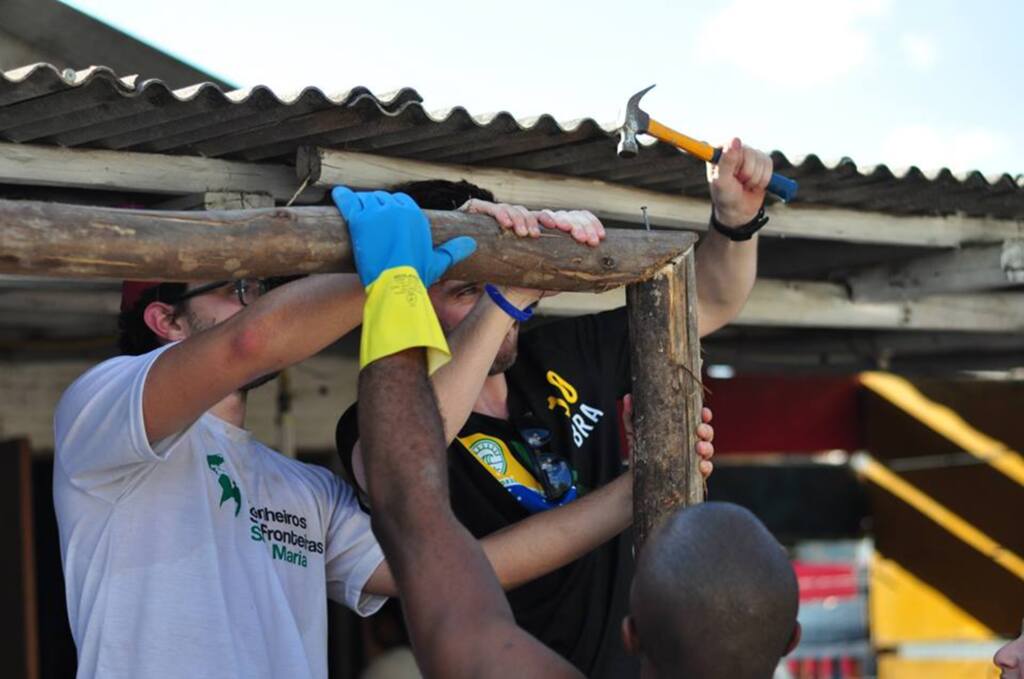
53, 345, 386, 679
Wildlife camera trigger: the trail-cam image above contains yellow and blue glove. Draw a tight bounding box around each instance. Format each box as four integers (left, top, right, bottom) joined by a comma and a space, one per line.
333, 186, 476, 373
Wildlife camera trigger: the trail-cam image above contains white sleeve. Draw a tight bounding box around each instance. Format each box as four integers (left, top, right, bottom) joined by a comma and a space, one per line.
53, 345, 189, 501
324, 475, 387, 616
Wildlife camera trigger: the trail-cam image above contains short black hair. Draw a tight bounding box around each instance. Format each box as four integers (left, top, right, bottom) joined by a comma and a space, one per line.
117, 283, 186, 356
116, 276, 302, 356
390, 179, 494, 210
631, 502, 799, 679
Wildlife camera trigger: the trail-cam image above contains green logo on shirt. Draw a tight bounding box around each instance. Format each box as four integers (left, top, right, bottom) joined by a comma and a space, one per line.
206, 454, 242, 516
469, 439, 507, 475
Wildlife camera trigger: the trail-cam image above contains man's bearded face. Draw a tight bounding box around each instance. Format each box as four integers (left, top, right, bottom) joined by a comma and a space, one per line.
428, 281, 519, 375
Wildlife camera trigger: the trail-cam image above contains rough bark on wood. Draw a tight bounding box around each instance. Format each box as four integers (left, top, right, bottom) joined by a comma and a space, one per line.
0, 199, 697, 291
627, 248, 704, 552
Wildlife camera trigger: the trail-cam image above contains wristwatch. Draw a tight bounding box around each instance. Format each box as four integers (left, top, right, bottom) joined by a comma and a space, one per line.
710, 206, 769, 242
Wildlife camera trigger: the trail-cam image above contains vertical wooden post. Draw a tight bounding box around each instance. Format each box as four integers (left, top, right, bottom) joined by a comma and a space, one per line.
627, 248, 704, 552
0, 438, 39, 679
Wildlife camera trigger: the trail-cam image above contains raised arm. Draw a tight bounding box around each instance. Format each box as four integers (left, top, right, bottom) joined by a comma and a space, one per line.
694, 137, 771, 337
342, 185, 581, 678
142, 273, 366, 443
362, 351, 581, 679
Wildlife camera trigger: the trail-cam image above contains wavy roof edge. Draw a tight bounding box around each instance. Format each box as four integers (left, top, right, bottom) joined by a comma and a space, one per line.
1, 62, 1022, 208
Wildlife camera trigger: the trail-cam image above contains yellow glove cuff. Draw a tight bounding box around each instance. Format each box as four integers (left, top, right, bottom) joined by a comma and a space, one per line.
360, 266, 451, 374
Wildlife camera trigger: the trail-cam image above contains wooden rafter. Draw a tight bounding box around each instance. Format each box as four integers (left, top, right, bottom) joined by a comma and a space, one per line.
300, 147, 1024, 248
847, 240, 1024, 301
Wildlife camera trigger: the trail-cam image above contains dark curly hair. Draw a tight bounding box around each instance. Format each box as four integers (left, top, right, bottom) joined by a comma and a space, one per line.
117, 283, 187, 356
390, 179, 494, 210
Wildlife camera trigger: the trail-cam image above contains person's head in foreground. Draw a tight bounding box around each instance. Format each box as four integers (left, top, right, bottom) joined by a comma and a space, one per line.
623, 502, 801, 679
995, 618, 1024, 678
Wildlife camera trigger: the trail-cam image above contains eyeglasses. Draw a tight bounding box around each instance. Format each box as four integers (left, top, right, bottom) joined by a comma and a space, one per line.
517, 424, 575, 502
173, 279, 268, 307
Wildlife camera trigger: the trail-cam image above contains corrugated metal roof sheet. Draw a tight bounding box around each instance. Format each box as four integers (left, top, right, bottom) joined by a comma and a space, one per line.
2, 62, 1022, 220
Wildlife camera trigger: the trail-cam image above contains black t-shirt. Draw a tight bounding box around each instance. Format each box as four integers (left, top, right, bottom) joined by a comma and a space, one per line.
336, 308, 638, 678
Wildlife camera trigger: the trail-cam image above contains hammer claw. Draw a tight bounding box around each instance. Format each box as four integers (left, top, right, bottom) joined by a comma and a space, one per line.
617, 84, 655, 159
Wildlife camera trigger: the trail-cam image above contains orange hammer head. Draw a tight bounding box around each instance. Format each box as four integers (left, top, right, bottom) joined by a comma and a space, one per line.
617, 84, 655, 158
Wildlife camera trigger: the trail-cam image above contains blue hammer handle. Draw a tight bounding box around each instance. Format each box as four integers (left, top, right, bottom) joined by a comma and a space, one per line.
767, 174, 799, 202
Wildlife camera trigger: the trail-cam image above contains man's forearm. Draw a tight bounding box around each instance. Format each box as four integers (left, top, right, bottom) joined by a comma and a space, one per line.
143, 273, 366, 443
365, 470, 632, 596
480, 470, 632, 589
694, 231, 757, 337
229, 273, 366, 376
359, 350, 527, 677
430, 294, 527, 442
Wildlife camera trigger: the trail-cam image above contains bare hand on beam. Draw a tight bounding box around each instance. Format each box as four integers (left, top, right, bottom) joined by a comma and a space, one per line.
0, 199, 696, 291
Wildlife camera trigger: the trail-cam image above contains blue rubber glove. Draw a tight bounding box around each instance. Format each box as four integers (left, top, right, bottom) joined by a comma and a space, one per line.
332, 186, 476, 288
332, 186, 476, 374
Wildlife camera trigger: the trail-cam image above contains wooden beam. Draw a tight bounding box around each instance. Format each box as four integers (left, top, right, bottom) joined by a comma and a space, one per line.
847, 240, 1024, 301
741, 280, 1024, 332
155, 191, 276, 211
0, 290, 118, 314
0, 438, 39, 679
297, 146, 709, 231
627, 249, 703, 550
0, 199, 697, 292
0, 142, 323, 203
540, 281, 1024, 332
299, 147, 1024, 248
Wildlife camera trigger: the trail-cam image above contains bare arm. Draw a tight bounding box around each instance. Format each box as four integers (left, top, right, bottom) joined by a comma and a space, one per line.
364, 470, 631, 595
356, 291, 632, 594
144, 274, 364, 443
694, 137, 772, 337
350, 286, 531, 482
361, 349, 581, 679
694, 229, 758, 337
431, 289, 535, 442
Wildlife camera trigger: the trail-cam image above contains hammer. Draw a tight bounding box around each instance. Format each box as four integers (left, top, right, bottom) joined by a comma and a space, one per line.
618, 84, 798, 202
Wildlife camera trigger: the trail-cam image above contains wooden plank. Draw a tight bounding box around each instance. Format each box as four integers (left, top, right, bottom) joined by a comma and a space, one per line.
0, 290, 117, 314
847, 240, 1024, 301
0, 438, 39, 679
627, 249, 704, 551
539, 281, 1024, 332
299, 147, 1024, 247
298, 146, 711, 230
0, 198, 698, 292
741, 280, 1024, 332
0, 142, 323, 203
155, 191, 275, 211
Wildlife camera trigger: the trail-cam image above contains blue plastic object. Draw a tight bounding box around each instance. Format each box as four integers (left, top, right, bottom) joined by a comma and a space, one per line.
767, 173, 799, 202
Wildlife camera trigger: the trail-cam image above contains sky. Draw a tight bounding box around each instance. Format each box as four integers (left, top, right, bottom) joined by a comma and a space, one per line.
64, 0, 1024, 178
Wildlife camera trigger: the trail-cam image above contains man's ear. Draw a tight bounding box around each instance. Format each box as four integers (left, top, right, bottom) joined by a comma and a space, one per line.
784, 621, 802, 656
143, 302, 189, 342
621, 615, 641, 656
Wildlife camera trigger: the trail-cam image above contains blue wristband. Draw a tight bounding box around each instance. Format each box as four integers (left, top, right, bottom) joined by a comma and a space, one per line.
485, 284, 534, 322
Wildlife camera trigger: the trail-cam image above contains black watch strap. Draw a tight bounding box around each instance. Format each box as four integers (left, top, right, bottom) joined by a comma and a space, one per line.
710, 206, 769, 241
